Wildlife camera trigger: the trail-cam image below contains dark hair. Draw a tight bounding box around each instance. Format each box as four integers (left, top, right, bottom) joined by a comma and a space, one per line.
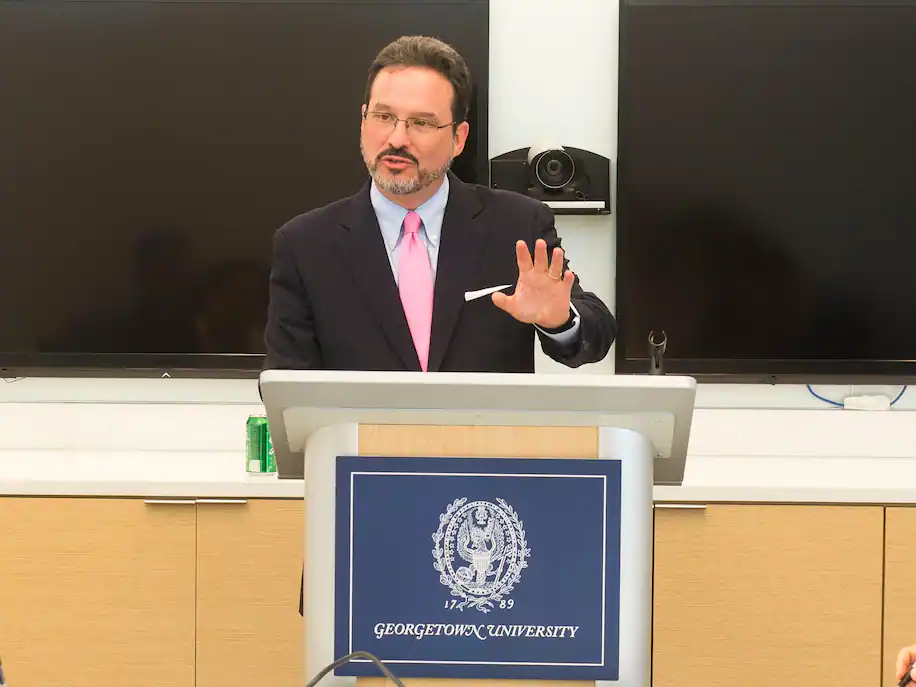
364, 35, 472, 125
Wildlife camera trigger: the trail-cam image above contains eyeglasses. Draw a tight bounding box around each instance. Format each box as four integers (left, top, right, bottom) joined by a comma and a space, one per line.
363, 111, 454, 137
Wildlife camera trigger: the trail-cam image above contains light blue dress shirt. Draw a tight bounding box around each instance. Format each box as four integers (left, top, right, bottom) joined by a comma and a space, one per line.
370, 173, 449, 282
369, 177, 580, 345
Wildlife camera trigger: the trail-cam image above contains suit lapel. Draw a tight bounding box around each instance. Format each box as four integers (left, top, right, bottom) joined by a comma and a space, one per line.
336, 182, 421, 371
428, 173, 487, 371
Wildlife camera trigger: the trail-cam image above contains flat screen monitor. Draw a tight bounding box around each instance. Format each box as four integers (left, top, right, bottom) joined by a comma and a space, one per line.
615, 0, 916, 382
0, 0, 489, 376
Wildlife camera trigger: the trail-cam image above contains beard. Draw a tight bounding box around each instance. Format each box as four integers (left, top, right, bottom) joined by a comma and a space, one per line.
362, 143, 453, 195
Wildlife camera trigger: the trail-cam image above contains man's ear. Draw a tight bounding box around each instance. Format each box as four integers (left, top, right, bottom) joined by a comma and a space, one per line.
452, 121, 470, 157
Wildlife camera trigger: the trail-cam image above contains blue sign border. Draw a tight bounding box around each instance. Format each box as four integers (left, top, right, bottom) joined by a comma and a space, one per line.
334, 455, 622, 680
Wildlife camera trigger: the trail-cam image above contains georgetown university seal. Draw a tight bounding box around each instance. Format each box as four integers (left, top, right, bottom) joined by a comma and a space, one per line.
432, 498, 530, 613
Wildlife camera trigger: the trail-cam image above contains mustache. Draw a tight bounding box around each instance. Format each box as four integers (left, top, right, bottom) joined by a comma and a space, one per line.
376, 147, 418, 164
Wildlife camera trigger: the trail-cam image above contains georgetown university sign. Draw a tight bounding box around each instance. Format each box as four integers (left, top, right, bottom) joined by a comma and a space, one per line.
334, 455, 622, 680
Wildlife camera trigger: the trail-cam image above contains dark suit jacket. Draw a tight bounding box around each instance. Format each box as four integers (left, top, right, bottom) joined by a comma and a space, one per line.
263, 171, 617, 373
261, 172, 617, 618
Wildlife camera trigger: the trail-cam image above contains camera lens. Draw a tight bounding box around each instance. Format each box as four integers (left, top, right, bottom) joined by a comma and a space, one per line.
534, 150, 575, 189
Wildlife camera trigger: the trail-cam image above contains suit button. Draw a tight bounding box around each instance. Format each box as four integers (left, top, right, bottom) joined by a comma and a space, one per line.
583, 342, 590, 351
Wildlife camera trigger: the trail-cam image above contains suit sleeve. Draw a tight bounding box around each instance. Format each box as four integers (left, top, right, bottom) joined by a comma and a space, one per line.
262, 224, 324, 371
262, 225, 315, 616
531, 201, 618, 367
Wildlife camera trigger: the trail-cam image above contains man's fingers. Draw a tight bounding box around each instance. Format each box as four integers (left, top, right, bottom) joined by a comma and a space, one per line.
516, 240, 533, 272
897, 647, 916, 678
548, 246, 565, 280
533, 239, 549, 272
491, 291, 511, 311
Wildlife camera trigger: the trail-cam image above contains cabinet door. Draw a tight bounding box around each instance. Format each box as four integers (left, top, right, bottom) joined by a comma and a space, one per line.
882, 506, 916, 686
195, 498, 304, 687
0, 496, 196, 687
652, 504, 883, 687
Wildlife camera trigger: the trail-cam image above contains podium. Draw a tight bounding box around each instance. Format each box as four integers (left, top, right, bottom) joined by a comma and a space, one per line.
259, 370, 696, 687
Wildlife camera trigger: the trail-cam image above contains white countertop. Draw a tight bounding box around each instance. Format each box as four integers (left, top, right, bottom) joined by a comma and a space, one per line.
653, 485, 916, 505
0, 450, 305, 499
5, 481, 916, 504
0, 476, 305, 498
1, 389, 915, 504
2, 450, 916, 504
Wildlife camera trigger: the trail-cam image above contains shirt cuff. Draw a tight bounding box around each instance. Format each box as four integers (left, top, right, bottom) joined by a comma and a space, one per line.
534, 302, 581, 345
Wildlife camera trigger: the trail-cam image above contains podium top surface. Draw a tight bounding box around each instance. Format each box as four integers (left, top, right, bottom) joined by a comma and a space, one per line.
259, 370, 697, 484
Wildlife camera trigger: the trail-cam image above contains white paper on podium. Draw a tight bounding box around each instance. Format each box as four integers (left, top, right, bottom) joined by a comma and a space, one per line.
464, 284, 512, 301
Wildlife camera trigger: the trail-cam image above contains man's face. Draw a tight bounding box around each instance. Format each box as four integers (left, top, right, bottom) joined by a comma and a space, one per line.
360, 65, 469, 196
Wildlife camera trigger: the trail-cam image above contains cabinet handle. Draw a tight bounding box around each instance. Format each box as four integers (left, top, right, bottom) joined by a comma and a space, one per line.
195, 498, 248, 504
654, 503, 707, 510
144, 499, 196, 505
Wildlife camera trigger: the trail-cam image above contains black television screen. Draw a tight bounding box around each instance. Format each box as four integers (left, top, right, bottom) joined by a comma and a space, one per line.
616, 0, 916, 381
0, 0, 488, 375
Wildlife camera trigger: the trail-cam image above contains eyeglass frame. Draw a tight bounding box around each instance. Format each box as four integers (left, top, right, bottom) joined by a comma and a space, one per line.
362, 110, 457, 136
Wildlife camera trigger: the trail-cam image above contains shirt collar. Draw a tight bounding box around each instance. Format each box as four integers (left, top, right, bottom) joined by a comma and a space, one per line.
370, 174, 449, 251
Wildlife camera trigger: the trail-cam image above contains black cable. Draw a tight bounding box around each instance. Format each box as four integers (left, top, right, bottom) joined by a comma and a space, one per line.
306, 651, 406, 687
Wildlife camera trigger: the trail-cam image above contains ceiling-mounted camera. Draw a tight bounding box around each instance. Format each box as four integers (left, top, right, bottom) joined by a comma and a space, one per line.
489, 144, 611, 215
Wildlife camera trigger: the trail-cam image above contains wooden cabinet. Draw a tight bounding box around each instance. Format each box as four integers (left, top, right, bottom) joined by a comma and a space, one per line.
0, 497, 197, 687
882, 506, 916, 687
0, 496, 303, 687
652, 503, 885, 687
3, 495, 910, 687
196, 498, 303, 687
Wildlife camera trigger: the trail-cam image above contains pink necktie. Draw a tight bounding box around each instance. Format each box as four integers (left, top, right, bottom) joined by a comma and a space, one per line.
398, 211, 434, 371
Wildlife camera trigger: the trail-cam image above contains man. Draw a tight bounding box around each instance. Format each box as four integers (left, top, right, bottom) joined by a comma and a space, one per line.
263, 34, 616, 375
261, 35, 617, 617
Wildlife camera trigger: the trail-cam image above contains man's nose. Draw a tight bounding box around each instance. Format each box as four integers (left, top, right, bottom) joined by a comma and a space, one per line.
386, 120, 411, 148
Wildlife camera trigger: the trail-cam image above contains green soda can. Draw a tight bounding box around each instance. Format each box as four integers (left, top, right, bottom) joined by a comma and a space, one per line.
264, 423, 277, 474
246, 415, 268, 473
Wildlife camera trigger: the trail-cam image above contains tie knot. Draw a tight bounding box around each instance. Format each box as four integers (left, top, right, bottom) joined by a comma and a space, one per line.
403, 211, 422, 236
